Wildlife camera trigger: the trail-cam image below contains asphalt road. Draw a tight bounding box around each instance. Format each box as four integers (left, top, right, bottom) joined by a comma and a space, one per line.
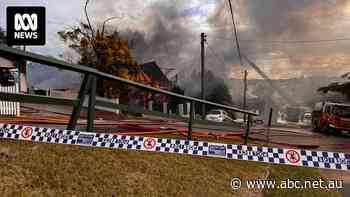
20, 101, 350, 152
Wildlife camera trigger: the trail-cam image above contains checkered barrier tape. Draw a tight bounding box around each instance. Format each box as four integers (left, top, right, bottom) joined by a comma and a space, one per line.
1, 124, 350, 171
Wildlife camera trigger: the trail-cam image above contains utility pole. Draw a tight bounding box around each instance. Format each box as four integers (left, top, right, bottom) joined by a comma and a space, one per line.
201, 32, 207, 119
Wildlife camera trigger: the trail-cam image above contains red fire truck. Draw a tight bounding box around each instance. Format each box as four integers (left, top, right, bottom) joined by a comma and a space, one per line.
312, 102, 350, 134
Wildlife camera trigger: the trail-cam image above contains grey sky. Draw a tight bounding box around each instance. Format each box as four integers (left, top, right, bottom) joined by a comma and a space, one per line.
2, 0, 350, 80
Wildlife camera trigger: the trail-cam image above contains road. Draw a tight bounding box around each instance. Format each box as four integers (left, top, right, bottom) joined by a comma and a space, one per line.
17, 103, 350, 152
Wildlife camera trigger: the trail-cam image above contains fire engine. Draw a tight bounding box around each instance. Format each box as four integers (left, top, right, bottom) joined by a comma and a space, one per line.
312, 102, 350, 134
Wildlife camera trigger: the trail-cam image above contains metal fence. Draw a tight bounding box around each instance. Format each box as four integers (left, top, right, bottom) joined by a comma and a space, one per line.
0, 45, 258, 143
0, 83, 20, 116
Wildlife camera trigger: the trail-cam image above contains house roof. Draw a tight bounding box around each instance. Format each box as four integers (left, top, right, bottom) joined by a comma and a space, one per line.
133, 70, 152, 84
140, 61, 172, 87
0, 57, 15, 68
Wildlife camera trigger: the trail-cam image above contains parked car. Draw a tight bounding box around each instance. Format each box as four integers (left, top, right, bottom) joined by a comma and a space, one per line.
205, 109, 232, 122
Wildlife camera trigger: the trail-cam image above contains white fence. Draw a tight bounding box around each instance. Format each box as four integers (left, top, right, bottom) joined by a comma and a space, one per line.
0, 84, 20, 116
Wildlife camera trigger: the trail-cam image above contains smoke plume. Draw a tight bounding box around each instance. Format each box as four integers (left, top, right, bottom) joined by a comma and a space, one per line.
208, 0, 350, 79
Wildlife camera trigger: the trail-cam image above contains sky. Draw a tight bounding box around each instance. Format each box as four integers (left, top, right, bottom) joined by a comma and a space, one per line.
0, 0, 215, 54
2, 0, 350, 80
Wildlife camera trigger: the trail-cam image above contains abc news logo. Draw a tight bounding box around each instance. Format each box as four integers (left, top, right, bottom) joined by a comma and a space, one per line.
15, 13, 38, 31
7, 7, 45, 46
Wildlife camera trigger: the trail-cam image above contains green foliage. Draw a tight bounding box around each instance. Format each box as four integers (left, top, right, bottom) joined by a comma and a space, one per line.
58, 23, 144, 99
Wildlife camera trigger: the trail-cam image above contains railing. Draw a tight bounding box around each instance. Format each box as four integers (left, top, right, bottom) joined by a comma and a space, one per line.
0, 45, 258, 143
0, 83, 20, 116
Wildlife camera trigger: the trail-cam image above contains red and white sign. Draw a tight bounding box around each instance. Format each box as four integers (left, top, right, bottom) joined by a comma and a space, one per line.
285, 150, 300, 164
143, 138, 156, 150
21, 127, 33, 139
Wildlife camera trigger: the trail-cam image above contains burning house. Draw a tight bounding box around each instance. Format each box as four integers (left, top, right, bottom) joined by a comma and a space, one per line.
140, 61, 173, 91
102, 60, 175, 111
122, 61, 178, 110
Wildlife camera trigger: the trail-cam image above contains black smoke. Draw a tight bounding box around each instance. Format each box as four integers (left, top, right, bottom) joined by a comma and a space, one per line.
208, 0, 350, 69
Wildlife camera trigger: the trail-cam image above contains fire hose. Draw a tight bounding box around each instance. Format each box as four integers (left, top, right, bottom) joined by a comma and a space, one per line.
0, 110, 322, 149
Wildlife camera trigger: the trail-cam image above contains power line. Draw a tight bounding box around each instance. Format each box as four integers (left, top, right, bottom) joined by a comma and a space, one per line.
227, 0, 243, 67
241, 54, 350, 62
205, 41, 296, 71
227, 0, 249, 118
209, 36, 350, 44
205, 38, 350, 62
243, 55, 297, 106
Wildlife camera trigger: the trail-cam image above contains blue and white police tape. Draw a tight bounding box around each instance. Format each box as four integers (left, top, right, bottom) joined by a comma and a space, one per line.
0, 124, 349, 171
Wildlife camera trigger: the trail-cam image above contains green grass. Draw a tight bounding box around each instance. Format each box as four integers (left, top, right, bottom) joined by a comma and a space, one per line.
0, 139, 341, 197
0, 139, 267, 197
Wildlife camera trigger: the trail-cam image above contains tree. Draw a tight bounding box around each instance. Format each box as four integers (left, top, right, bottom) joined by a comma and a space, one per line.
57, 1, 148, 100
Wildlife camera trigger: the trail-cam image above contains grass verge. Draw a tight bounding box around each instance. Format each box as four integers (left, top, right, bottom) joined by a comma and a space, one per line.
0, 139, 266, 197
0, 139, 341, 197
